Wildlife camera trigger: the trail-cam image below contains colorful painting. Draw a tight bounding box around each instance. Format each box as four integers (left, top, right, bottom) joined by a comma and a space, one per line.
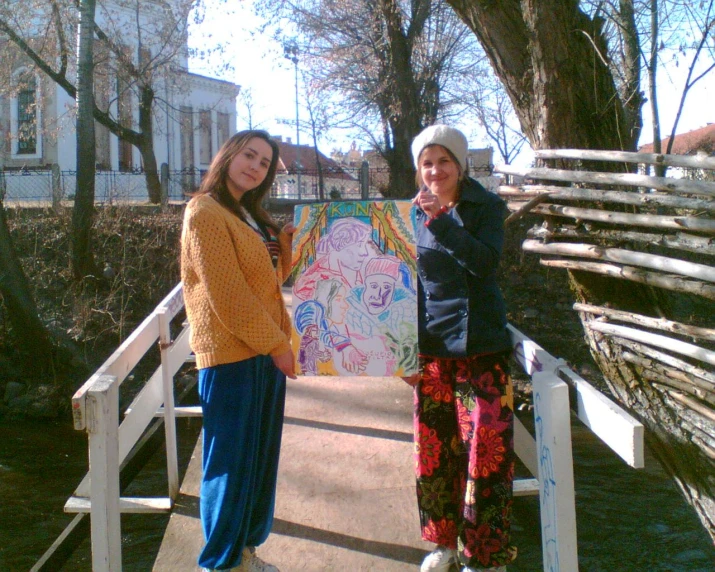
291, 201, 418, 377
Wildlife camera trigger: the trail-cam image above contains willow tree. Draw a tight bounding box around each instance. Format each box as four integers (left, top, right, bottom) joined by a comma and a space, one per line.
446, 0, 715, 539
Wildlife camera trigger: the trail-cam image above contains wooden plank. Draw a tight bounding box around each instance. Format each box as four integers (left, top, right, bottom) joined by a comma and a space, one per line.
65, 496, 173, 514
532, 370, 579, 571
509, 202, 715, 234
523, 240, 715, 283
586, 321, 715, 366
496, 164, 715, 196
514, 478, 540, 497
87, 376, 122, 571
557, 368, 644, 469
71, 283, 184, 431
155, 405, 203, 417
498, 184, 715, 212
43, 379, 198, 571
74, 326, 193, 498
509, 324, 644, 468
158, 309, 179, 501
30, 514, 89, 572
72, 315, 160, 430
533, 148, 715, 170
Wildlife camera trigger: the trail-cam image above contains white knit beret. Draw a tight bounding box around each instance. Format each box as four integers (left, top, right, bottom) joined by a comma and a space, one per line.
411, 124, 468, 171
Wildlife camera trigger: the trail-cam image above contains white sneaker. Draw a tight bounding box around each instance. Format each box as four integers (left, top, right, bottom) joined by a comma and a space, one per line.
421, 546, 459, 572
240, 552, 280, 572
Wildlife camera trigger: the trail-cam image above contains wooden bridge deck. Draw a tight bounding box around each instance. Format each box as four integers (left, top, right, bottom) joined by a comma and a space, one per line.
153, 374, 427, 571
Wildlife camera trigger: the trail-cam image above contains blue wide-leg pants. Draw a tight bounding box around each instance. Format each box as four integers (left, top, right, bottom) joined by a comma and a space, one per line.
197, 356, 286, 570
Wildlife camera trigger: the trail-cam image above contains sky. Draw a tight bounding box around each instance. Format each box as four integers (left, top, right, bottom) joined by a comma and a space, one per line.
188, 1, 714, 169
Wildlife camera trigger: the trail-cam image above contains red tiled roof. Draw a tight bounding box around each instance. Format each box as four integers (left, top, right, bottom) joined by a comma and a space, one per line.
639, 124, 715, 155
274, 139, 355, 180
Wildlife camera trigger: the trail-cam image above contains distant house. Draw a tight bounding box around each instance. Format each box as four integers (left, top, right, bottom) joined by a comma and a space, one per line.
638, 124, 715, 179
639, 124, 715, 156
272, 137, 357, 199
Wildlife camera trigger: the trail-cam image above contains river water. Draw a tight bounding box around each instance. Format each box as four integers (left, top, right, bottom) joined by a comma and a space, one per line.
1, 412, 713, 571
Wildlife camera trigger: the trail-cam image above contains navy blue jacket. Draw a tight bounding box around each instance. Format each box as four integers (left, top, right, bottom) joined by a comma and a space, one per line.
415, 178, 511, 357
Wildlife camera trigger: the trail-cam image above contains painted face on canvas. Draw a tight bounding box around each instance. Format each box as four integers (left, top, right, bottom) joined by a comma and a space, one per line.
364, 274, 396, 315
335, 240, 370, 272
328, 287, 349, 325
418, 145, 461, 204
226, 137, 273, 200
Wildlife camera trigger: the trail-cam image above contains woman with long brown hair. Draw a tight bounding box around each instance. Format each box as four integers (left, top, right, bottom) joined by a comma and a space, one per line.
181, 130, 295, 572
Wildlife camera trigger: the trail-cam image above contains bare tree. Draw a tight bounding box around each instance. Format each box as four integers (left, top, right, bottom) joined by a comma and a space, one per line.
464, 75, 528, 165
236, 87, 267, 130
258, 0, 483, 197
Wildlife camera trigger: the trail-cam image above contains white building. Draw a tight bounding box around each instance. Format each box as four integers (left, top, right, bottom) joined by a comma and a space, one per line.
0, 0, 238, 202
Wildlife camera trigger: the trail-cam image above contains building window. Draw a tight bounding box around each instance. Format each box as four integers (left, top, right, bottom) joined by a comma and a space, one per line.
11, 70, 42, 158
180, 106, 195, 170
217, 112, 230, 149
117, 72, 133, 171
199, 110, 211, 164
17, 80, 36, 154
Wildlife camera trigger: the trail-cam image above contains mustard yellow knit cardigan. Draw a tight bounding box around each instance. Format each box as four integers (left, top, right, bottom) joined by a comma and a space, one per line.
180, 194, 293, 369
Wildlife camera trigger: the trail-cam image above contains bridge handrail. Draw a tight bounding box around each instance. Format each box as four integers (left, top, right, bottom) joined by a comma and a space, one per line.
65, 282, 189, 570
61, 280, 644, 571
71, 283, 185, 431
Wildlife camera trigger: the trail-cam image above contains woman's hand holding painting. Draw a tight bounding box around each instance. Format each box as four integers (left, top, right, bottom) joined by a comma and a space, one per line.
272, 349, 297, 379
401, 373, 420, 387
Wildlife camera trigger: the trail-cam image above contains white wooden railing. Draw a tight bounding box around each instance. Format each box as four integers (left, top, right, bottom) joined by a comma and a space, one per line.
63, 282, 644, 571
65, 284, 192, 571
509, 324, 644, 571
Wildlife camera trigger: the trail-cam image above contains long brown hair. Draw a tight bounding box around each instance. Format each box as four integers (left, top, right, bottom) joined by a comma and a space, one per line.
195, 129, 281, 233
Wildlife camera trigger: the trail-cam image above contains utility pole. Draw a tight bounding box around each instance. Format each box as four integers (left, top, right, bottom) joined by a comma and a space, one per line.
284, 43, 301, 199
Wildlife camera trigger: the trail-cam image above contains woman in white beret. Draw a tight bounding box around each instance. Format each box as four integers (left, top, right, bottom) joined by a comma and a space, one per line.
406, 125, 517, 572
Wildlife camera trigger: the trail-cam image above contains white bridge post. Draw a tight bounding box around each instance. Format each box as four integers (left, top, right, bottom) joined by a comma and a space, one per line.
87, 374, 122, 571
532, 369, 579, 572
158, 307, 179, 500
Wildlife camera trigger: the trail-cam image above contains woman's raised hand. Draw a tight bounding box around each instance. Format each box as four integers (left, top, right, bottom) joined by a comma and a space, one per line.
413, 190, 442, 217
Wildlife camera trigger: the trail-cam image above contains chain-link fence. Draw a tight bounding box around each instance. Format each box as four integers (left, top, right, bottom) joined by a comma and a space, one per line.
0, 161, 498, 206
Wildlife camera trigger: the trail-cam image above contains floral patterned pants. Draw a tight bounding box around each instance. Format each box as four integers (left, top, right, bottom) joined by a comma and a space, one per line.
414, 351, 517, 569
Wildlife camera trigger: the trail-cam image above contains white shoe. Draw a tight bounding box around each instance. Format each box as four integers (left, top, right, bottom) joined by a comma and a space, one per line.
461, 567, 506, 572
421, 546, 459, 572
240, 551, 280, 572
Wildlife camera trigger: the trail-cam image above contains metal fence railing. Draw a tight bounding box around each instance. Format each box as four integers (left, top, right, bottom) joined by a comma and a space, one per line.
0, 162, 497, 206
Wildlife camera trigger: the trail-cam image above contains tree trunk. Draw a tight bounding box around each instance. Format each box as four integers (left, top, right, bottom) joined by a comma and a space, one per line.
71, 0, 98, 281
138, 84, 162, 203
447, 0, 715, 541
376, 0, 428, 199
0, 204, 56, 371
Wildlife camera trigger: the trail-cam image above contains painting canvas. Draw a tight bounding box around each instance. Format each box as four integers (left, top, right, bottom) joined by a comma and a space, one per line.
291, 201, 418, 377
